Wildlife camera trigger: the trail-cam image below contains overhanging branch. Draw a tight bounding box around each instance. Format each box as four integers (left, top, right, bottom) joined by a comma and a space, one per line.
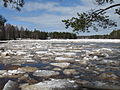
86, 4, 120, 25
95, 4, 120, 14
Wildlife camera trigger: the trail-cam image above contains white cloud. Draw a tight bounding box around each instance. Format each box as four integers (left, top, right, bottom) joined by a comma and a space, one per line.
23, 1, 98, 15
23, 0, 118, 15
14, 14, 73, 32
24, 2, 58, 12
17, 0, 100, 28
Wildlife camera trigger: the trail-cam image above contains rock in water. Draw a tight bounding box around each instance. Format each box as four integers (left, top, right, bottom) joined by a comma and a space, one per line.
33, 70, 60, 77
3, 80, 18, 90
63, 69, 79, 75
50, 62, 70, 68
18, 66, 38, 72
55, 57, 74, 62
98, 72, 119, 80
21, 79, 78, 90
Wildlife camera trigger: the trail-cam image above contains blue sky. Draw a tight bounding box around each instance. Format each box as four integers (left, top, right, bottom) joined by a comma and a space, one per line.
0, 0, 119, 36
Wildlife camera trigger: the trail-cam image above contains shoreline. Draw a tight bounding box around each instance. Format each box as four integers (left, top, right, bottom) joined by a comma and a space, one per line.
6, 39, 120, 43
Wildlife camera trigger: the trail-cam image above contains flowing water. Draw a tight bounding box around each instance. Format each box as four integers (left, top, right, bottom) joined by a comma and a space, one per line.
0, 40, 120, 90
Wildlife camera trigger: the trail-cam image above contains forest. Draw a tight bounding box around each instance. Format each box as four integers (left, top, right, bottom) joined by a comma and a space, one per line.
0, 24, 77, 40
78, 29, 120, 39
0, 23, 119, 40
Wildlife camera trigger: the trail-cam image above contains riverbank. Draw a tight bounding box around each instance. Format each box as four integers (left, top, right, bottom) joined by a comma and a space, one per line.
10, 39, 120, 42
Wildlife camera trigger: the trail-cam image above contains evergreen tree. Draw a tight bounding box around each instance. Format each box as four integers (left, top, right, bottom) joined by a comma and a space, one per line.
0, 15, 7, 40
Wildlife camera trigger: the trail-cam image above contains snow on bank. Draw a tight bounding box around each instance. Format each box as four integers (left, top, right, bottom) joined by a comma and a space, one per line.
49, 39, 120, 43
8, 39, 120, 43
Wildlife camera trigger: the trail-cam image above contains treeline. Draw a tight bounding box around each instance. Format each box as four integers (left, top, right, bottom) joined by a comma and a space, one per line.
49, 32, 77, 39
0, 23, 119, 40
0, 24, 77, 40
109, 30, 120, 39
78, 30, 120, 39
